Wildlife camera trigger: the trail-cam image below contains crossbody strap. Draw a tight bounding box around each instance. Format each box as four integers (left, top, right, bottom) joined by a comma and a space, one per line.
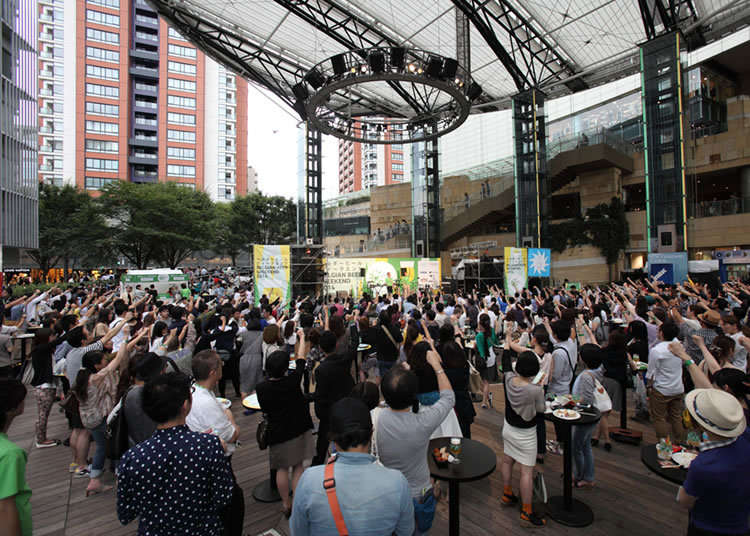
381, 325, 399, 350
323, 461, 349, 536
555, 345, 574, 375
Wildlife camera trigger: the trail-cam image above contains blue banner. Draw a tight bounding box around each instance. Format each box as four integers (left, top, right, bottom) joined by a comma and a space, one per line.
527, 248, 551, 277
648, 252, 688, 284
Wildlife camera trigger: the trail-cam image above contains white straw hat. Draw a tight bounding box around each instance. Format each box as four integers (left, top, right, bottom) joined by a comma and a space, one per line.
685, 388, 746, 438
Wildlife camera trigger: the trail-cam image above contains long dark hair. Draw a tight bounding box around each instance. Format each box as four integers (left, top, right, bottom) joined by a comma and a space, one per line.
407, 341, 431, 373
72, 351, 104, 403
478, 313, 492, 357
403, 324, 420, 359
33, 327, 53, 349
152, 321, 168, 344
0, 378, 27, 430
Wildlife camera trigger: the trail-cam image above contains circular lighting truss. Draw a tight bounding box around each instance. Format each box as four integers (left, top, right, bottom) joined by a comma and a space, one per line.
292, 48, 482, 144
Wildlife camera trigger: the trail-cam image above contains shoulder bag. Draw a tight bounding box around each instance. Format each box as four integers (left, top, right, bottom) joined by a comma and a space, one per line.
323, 458, 350, 536
381, 325, 400, 350
555, 345, 577, 392
256, 412, 269, 450
587, 371, 612, 412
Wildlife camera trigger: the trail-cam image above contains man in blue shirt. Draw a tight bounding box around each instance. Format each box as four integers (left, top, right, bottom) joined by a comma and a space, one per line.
290, 397, 414, 535
678, 388, 749, 536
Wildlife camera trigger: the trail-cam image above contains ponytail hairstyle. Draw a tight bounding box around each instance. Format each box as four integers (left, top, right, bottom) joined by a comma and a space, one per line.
0, 378, 27, 430
72, 351, 104, 403
479, 313, 492, 357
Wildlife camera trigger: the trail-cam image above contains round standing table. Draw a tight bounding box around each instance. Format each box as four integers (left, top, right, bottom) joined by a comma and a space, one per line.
242, 394, 281, 503
640, 444, 688, 485
544, 407, 601, 527
428, 437, 496, 536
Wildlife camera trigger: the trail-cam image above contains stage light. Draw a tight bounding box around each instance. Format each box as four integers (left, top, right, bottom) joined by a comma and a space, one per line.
426, 56, 442, 78
467, 82, 482, 101
360, 64, 368, 73
292, 82, 309, 101
368, 51, 385, 73
407, 63, 417, 73
390, 47, 405, 69
455, 77, 464, 87
417, 67, 423, 74
441, 58, 458, 80
306, 69, 325, 89
331, 54, 347, 76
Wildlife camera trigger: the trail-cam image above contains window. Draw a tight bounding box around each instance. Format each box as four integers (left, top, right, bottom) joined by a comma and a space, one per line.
168, 27, 186, 40
168, 129, 196, 143
86, 46, 119, 63
85, 177, 117, 190
168, 61, 196, 75
168, 112, 195, 125
391, 144, 403, 152
86, 28, 119, 44
168, 44, 196, 59
86, 83, 118, 99
168, 164, 195, 177
86, 158, 118, 171
167, 95, 196, 109
392, 173, 403, 182
86, 101, 119, 116
88, 0, 119, 8
168, 147, 196, 160
85, 139, 118, 153
135, 31, 157, 42
177, 182, 196, 189
86, 64, 119, 81
134, 82, 157, 92
168, 78, 196, 92
86, 9, 119, 27
391, 163, 404, 171
85, 120, 118, 135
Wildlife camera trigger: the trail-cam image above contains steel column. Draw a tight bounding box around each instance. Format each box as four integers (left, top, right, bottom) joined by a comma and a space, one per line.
305, 124, 323, 245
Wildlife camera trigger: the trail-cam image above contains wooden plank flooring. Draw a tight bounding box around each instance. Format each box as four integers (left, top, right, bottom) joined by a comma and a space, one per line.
8, 383, 689, 535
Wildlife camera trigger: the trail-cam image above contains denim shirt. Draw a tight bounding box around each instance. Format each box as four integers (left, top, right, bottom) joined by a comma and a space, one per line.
290, 451, 415, 536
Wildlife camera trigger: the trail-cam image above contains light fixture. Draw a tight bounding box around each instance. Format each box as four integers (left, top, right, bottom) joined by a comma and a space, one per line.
360, 64, 368, 73
292, 82, 309, 101
426, 56, 442, 78
441, 58, 458, 80
306, 69, 325, 89
407, 62, 417, 73
390, 47, 405, 70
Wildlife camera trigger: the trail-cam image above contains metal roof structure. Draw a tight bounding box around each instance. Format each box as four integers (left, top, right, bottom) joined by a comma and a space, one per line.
148, 0, 750, 117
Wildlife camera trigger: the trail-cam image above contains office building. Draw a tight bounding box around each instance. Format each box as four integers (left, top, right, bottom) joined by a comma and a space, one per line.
36, 0, 248, 200
2, 0, 38, 268
247, 164, 258, 194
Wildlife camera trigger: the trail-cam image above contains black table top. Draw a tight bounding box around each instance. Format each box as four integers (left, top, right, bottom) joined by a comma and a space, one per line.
428, 437, 496, 483
544, 406, 601, 427
640, 444, 688, 485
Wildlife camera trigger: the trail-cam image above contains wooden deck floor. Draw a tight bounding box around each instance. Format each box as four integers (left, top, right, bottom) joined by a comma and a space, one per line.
10, 383, 689, 536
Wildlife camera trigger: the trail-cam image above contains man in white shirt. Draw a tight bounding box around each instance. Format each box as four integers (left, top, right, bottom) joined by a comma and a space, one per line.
109, 299, 130, 352
720, 313, 747, 371
646, 321, 685, 442
186, 349, 244, 536
434, 302, 449, 327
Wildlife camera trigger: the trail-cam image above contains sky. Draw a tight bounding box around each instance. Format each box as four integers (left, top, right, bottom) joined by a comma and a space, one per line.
246, 86, 339, 200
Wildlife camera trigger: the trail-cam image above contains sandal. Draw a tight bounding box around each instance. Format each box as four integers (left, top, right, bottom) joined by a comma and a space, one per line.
85, 484, 113, 497
500, 493, 519, 506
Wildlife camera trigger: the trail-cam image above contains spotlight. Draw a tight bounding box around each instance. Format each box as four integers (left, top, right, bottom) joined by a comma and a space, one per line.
360, 64, 368, 73
306, 69, 325, 89
407, 62, 417, 73
417, 67, 423, 74
426, 56, 442, 78
350, 66, 357, 74
368, 51, 385, 73
331, 54, 347, 76
467, 82, 482, 101
390, 47, 405, 69
454, 77, 464, 87
441, 58, 458, 79
292, 82, 309, 101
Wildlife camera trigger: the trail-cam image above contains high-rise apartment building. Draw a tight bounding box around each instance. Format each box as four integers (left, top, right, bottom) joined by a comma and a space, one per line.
2, 0, 38, 269
338, 122, 410, 194
247, 165, 258, 194
36, 0, 248, 201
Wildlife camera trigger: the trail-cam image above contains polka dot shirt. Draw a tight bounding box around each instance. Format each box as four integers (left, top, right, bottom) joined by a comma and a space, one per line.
116, 425, 233, 535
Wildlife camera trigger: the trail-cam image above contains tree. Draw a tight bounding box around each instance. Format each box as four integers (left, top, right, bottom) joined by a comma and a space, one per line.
214, 202, 245, 266
28, 184, 108, 274
98, 182, 216, 269
231, 193, 297, 246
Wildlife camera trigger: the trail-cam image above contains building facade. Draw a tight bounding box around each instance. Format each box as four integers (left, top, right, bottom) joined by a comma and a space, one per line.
247, 164, 258, 194
36, 0, 248, 200
2, 0, 38, 268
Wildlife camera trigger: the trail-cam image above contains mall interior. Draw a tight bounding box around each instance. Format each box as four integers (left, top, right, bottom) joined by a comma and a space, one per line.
321, 32, 750, 285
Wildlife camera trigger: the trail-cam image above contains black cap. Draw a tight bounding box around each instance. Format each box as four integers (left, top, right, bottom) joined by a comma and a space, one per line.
135, 352, 167, 382
330, 398, 372, 435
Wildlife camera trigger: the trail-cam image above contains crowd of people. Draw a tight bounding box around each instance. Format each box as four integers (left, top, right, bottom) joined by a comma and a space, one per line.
0, 273, 749, 535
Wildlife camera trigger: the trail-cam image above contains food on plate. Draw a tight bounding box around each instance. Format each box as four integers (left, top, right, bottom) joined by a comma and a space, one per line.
553, 408, 580, 420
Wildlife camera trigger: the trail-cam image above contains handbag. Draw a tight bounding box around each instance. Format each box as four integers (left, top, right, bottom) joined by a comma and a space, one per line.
21, 360, 34, 385
533, 472, 548, 504
413, 488, 437, 532
256, 413, 269, 450
59, 392, 77, 413
106, 390, 131, 460
468, 361, 483, 397
589, 372, 612, 412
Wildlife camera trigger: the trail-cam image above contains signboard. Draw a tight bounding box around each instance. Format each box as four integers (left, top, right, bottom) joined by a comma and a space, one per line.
120, 269, 188, 299
648, 252, 688, 284
253, 245, 291, 307
324, 257, 441, 297
527, 248, 551, 277
504, 247, 528, 295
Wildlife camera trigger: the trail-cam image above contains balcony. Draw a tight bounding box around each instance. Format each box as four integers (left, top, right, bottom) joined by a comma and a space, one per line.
39, 126, 54, 134
129, 65, 159, 79
692, 197, 750, 219
134, 14, 159, 28
39, 69, 54, 80
128, 154, 158, 166
135, 31, 158, 42
129, 135, 158, 148
39, 88, 53, 97
39, 50, 53, 59
130, 48, 159, 62
39, 14, 54, 23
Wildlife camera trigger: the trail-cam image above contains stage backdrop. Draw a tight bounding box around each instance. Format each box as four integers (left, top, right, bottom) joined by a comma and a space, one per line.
253, 245, 291, 307
324, 257, 441, 297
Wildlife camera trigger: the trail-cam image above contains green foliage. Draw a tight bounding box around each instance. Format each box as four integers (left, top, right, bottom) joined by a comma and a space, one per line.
546, 197, 630, 266
230, 193, 297, 246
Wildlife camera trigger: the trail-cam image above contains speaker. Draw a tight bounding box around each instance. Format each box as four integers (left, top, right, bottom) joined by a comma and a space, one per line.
306, 69, 325, 89
368, 52, 385, 73
360, 268, 366, 277
292, 82, 309, 101
441, 58, 458, 80
425, 56, 442, 78
390, 47, 405, 69
331, 54, 347, 76
467, 82, 482, 101
292, 99, 307, 120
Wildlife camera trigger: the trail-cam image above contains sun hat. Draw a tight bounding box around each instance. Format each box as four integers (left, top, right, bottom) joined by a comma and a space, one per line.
685, 388, 746, 438
698, 309, 721, 328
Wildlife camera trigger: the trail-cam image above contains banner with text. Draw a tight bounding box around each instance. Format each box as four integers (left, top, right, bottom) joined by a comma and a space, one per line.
324, 257, 441, 297
504, 247, 528, 295
253, 245, 291, 307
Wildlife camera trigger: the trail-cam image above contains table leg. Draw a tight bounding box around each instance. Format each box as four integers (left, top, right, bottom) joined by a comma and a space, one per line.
252, 468, 281, 503
449, 481, 460, 536
620, 380, 627, 429
562, 423, 572, 509
545, 423, 594, 527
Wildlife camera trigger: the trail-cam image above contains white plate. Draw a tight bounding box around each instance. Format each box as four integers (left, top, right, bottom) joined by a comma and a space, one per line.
216, 397, 231, 409
553, 409, 580, 420
671, 451, 697, 468
242, 393, 260, 410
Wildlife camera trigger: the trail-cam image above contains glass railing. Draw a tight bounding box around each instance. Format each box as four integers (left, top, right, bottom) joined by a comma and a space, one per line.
39, 126, 53, 133
134, 100, 157, 108
135, 117, 157, 126
135, 31, 157, 41
135, 14, 158, 25
692, 197, 750, 218
441, 175, 514, 223
365, 225, 412, 252
132, 152, 157, 159
546, 128, 643, 161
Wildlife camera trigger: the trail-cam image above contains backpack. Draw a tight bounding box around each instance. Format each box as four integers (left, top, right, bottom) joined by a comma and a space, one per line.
554, 345, 578, 392
106, 389, 131, 461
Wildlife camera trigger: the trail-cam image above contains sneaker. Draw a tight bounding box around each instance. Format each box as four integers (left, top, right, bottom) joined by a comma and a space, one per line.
68, 463, 79, 474
74, 467, 90, 478
500, 493, 519, 506
520, 510, 546, 528
36, 440, 59, 449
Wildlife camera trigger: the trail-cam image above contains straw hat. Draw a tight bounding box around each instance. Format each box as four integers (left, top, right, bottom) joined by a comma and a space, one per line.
685, 388, 746, 438
698, 309, 721, 328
